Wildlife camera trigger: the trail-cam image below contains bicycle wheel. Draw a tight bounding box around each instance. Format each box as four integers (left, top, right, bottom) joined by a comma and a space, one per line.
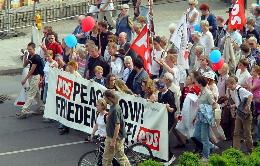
125, 143, 153, 165
78, 150, 99, 166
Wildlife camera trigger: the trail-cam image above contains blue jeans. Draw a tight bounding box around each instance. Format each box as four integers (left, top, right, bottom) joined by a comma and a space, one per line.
43, 83, 48, 104
193, 121, 211, 158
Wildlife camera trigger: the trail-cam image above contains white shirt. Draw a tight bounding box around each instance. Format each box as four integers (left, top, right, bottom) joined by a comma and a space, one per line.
100, 0, 114, 11
200, 31, 214, 56
229, 85, 252, 107
171, 65, 181, 85
236, 69, 251, 86
111, 57, 124, 79
123, 68, 132, 82
187, 8, 199, 26
43, 61, 57, 83
96, 113, 106, 137
150, 49, 165, 76
208, 83, 219, 100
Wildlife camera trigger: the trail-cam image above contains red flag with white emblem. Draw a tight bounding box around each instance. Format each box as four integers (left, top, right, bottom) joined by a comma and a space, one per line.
131, 24, 151, 74
228, 0, 246, 30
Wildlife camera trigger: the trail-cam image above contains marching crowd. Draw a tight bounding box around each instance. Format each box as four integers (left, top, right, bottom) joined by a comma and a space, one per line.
15, 0, 260, 164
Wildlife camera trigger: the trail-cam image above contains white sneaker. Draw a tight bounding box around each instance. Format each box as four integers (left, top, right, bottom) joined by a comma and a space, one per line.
163, 155, 176, 166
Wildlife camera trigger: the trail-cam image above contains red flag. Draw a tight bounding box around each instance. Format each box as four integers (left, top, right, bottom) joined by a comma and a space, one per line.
228, 0, 246, 30
131, 25, 151, 74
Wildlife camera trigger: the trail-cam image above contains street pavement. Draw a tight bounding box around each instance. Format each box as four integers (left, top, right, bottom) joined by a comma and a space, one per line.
0, 0, 234, 75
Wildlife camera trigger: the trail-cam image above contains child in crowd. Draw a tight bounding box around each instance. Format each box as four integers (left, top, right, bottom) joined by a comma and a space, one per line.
66, 61, 82, 78
75, 47, 87, 77
93, 66, 105, 86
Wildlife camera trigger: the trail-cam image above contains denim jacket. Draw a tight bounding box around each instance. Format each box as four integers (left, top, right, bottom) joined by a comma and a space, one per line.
197, 104, 214, 125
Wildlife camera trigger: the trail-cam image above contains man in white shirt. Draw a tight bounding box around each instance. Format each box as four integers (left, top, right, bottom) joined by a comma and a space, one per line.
227, 76, 253, 153
235, 58, 251, 87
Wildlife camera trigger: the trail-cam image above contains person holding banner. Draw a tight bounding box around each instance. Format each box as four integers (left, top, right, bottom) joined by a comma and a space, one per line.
200, 20, 215, 56
102, 90, 131, 166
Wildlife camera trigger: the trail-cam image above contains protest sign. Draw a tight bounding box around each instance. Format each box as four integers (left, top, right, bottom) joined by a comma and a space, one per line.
44, 68, 168, 160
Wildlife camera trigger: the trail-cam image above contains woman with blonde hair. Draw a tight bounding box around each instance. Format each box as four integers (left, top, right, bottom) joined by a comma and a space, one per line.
186, 0, 199, 38
200, 20, 215, 56
141, 78, 157, 102
42, 50, 58, 104
115, 79, 133, 95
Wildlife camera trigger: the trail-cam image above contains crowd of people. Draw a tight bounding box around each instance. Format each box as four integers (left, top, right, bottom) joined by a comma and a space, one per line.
15, 0, 260, 164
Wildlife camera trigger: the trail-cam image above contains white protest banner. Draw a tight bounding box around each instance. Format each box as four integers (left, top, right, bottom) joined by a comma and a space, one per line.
170, 15, 189, 69
44, 68, 168, 160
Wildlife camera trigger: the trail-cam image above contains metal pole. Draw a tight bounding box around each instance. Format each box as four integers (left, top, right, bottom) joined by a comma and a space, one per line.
6, 0, 10, 32
31, 0, 37, 42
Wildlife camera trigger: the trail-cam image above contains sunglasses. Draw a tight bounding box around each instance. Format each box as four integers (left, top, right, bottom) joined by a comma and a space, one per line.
49, 38, 54, 40
189, 3, 194, 5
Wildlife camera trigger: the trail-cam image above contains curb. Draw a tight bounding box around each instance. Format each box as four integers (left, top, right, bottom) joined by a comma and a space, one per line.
0, 68, 23, 76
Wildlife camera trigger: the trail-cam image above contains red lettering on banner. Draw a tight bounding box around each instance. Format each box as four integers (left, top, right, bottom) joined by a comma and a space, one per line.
56, 75, 74, 100
137, 127, 160, 151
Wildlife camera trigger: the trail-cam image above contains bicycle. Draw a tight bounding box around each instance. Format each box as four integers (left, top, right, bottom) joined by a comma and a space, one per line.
78, 133, 153, 166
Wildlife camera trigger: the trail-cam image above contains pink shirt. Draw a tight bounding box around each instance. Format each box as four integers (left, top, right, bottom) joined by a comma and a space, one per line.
247, 77, 260, 99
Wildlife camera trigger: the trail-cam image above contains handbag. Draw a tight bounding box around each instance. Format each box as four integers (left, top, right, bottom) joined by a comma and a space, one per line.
236, 87, 250, 120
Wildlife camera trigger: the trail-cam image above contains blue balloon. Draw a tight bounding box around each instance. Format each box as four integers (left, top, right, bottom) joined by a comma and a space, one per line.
64, 35, 77, 48
209, 50, 221, 63
194, 24, 202, 32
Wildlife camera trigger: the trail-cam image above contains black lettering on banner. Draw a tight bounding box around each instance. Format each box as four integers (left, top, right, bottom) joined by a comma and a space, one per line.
73, 82, 81, 101
119, 99, 128, 119
81, 84, 88, 105
119, 99, 144, 124
84, 106, 91, 127
67, 102, 75, 122
96, 89, 103, 99
140, 104, 144, 124
89, 87, 97, 106
60, 97, 67, 117
56, 96, 61, 115
91, 108, 96, 128
75, 104, 83, 124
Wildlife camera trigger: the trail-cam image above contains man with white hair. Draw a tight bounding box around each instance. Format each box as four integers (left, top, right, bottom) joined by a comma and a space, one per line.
163, 72, 181, 115
118, 32, 137, 60
248, 36, 260, 65
72, 15, 89, 44
189, 31, 203, 71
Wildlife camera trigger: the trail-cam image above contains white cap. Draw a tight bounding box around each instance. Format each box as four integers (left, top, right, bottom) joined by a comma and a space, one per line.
203, 71, 215, 80
120, 4, 130, 9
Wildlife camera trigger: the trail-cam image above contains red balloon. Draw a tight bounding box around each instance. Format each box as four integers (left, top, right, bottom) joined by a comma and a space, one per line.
211, 58, 224, 71
82, 16, 95, 32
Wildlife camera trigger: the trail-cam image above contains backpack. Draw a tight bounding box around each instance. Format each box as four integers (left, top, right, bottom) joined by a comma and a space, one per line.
236, 87, 250, 120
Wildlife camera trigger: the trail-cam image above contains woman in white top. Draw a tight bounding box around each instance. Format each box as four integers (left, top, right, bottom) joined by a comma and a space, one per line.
97, 0, 115, 28
108, 42, 124, 79
236, 58, 252, 88
150, 36, 165, 79
200, 20, 215, 56
186, 0, 199, 39
91, 98, 108, 139
42, 50, 58, 104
